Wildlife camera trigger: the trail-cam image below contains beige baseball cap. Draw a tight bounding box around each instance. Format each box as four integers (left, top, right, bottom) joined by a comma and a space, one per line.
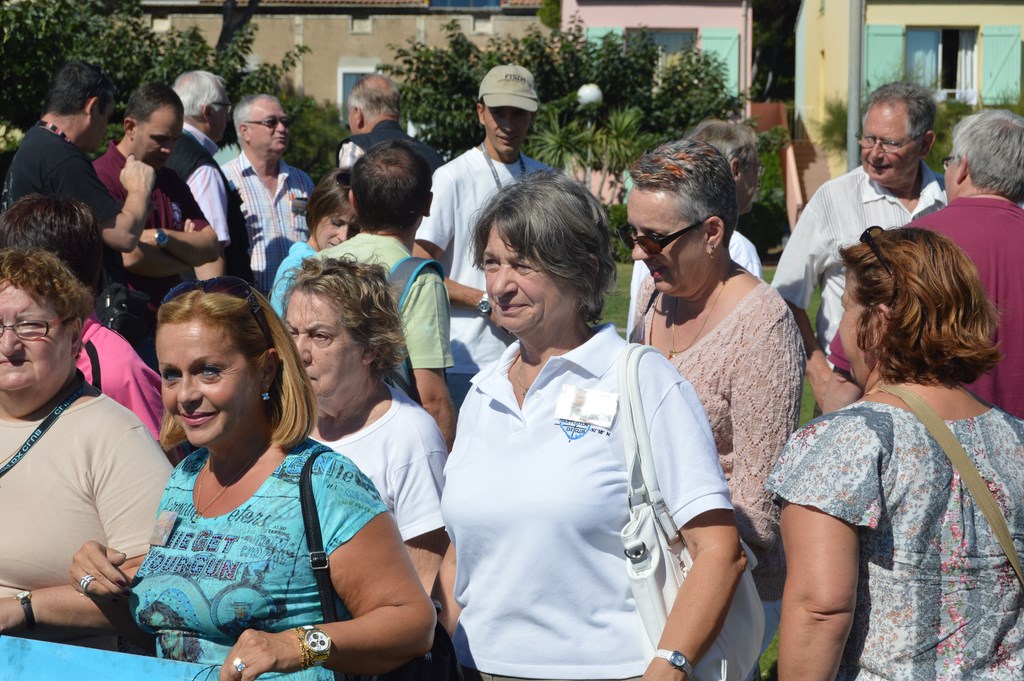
478, 65, 538, 112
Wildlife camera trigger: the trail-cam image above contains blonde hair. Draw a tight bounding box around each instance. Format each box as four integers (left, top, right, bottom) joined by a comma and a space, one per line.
156, 287, 317, 450
839, 227, 1000, 385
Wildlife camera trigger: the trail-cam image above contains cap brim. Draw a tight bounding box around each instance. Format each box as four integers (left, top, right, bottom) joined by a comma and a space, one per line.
481, 93, 538, 112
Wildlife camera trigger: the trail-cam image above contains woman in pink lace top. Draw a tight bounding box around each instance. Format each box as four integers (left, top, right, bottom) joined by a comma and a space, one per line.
626, 139, 805, 656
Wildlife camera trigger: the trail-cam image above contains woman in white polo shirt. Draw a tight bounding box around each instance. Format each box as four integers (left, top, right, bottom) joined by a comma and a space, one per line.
440, 172, 745, 681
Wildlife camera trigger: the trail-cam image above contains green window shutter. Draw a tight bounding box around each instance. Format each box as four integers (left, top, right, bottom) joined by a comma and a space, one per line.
701, 28, 740, 97
586, 27, 624, 43
982, 25, 1022, 104
864, 24, 905, 93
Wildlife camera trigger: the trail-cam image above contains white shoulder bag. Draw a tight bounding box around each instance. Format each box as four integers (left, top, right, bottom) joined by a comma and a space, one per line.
618, 344, 765, 681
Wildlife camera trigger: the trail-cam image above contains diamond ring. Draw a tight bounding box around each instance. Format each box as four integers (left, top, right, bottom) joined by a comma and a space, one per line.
79, 574, 96, 593
233, 657, 247, 672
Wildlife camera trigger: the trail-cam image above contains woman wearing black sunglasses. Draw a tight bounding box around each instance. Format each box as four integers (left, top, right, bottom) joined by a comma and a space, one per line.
627, 139, 805, 659
767, 227, 1024, 678
71, 276, 435, 679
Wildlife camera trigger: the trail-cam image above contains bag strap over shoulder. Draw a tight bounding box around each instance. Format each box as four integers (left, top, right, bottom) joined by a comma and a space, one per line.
299, 446, 339, 622
617, 343, 681, 545
84, 340, 101, 390
878, 385, 1024, 588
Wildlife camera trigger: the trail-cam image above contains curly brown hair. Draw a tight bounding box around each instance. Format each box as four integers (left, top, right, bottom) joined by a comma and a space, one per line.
283, 256, 406, 380
839, 227, 1000, 385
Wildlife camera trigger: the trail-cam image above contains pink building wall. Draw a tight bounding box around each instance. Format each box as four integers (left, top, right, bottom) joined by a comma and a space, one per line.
561, 0, 754, 97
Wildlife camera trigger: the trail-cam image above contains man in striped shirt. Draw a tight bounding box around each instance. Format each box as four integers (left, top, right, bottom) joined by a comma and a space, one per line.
222, 94, 314, 294
772, 82, 946, 409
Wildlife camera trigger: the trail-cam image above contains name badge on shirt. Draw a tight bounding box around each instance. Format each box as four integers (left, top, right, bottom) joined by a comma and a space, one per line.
291, 194, 308, 216
554, 384, 619, 429
149, 510, 178, 546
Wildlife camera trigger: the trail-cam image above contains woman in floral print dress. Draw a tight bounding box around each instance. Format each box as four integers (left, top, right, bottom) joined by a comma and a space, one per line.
767, 227, 1024, 679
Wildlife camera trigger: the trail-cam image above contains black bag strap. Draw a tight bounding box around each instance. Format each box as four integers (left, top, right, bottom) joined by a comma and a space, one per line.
299, 445, 346, 681
300, 446, 338, 622
84, 340, 101, 390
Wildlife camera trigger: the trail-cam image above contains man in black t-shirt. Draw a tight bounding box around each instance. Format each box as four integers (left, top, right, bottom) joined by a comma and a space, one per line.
2, 60, 154, 256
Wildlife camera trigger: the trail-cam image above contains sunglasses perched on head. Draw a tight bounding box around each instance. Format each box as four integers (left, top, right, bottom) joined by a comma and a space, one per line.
617, 217, 709, 255
162, 277, 273, 345
859, 226, 898, 305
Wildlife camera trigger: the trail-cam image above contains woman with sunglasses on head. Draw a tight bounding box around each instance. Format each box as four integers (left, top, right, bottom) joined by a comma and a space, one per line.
441, 171, 745, 681
270, 169, 358, 316
767, 227, 1024, 679
283, 256, 448, 593
72, 276, 435, 679
0, 249, 171, 648
627, 139, 804, 657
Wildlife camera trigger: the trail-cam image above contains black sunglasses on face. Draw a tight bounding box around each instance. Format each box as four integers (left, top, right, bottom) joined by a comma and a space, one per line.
245, 116, 291, 129
617, 217, 709, 255
162, 277, 273, 346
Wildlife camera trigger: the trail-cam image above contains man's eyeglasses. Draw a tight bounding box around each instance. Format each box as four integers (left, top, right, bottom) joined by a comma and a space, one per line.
211, 101, 232, 113
0, 319, 61, 341
942, 156, 957, 170
857, 132, 923, 154
244, 116, 291, 129
617, 217, 709, 255
162, 277, 273, 346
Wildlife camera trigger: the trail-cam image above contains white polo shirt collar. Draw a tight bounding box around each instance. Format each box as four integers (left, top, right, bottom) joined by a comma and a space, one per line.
860, 161, 947, 216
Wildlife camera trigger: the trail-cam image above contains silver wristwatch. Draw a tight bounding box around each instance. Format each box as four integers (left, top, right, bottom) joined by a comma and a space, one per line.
476, 293, 492, 316
656, 649, 693, 676
155, 228, 169, 248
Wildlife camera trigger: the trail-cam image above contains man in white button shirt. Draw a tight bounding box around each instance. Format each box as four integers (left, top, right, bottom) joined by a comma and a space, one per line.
167, 70, 252, 281
772, 81, 946, 409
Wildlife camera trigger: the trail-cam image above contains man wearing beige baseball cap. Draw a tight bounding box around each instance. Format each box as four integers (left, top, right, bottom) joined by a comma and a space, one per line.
414, 65, 551, 409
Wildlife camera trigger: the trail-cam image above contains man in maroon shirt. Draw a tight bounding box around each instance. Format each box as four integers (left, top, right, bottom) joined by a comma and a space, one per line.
826, 109, 1024, 417
94, 82, 220, 363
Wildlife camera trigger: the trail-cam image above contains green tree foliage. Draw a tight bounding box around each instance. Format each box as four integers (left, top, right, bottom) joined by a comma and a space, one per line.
537, 0, 560, 31
738, 125, 789, 259
1, 0, 306, 139
386, 21, 740, 192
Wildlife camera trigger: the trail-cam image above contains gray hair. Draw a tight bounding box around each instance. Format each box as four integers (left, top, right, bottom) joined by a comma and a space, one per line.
950, 109, 1024, 203
233, 94, 282, 138
471, 172, 617, 325
863, 82, 937, 138
349, 74, 400, 120
173, 71, 227, 119
689, 119, 759, 171
630, 138, 738, 239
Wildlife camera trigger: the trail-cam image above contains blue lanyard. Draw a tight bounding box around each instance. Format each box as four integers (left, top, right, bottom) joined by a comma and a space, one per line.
0, 373, 87, 480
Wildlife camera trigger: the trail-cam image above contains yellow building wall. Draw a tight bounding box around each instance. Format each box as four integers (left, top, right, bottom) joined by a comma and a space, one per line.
798, 0, 854, 176
866, 4, 1023, 27
162, 13, 541, 107
799, 1, 1023, 177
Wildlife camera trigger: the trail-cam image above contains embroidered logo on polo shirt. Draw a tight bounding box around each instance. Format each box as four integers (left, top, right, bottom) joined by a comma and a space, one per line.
558, 419, 591, 440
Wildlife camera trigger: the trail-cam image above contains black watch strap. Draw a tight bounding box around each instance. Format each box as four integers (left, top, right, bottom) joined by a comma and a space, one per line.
16, 592, 35, 630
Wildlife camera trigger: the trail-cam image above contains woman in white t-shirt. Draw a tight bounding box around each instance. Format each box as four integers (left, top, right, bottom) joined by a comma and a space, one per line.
283, 256, 448, 591
440, 172, 745, 681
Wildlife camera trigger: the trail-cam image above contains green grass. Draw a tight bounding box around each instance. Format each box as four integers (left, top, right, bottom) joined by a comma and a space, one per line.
602, 264, 823, 680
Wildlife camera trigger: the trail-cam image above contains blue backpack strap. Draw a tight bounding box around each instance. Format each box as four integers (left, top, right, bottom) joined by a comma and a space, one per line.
386, 256, 446, 404
388, 256, 445, 313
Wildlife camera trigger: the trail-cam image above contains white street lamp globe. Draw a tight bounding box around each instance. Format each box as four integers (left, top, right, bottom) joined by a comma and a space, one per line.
576, 83, 603, 106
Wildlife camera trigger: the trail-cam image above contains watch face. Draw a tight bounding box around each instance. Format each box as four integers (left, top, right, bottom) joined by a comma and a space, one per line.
305, 629, 331, 653
15, 591, 30, 601
477, 300, 492, 315
669, 652, 685, 667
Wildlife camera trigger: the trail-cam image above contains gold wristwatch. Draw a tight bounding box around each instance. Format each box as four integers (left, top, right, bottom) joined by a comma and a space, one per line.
294, 625, 331, 669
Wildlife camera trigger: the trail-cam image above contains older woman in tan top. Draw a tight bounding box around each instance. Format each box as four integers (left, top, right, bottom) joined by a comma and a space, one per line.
627, 139, 805, 657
